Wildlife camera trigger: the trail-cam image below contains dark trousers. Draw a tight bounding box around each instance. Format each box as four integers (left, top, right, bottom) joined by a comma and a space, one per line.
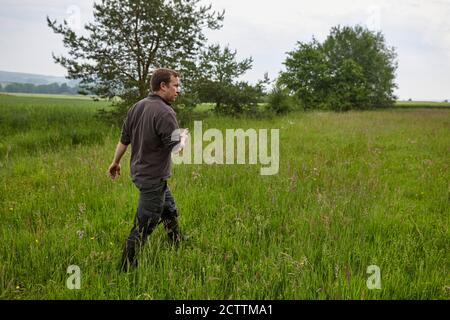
121, 179, 180, 269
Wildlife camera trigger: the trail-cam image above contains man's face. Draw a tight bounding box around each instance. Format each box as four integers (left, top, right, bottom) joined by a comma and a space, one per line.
161, 75, 181, 103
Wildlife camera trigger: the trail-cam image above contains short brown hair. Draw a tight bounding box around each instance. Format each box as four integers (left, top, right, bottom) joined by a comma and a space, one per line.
151, 68, 179, 92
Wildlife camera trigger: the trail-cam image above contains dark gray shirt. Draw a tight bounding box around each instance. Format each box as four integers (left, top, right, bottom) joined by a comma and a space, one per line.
120, 94, 180, 187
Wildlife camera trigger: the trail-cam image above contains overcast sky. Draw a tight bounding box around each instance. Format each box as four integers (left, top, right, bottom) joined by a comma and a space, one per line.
0, 0, 449, 100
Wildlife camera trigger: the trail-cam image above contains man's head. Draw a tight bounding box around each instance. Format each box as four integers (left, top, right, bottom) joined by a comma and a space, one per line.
151, 68, 181, 103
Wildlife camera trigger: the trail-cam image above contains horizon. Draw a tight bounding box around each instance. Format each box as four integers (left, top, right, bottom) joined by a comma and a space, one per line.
0, 69, 447, 102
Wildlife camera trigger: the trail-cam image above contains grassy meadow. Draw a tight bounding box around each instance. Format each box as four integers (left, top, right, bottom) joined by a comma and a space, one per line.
395, 100, 450, 109
0, 93, 449, 299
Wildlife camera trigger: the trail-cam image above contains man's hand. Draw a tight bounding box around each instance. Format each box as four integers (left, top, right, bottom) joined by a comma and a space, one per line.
108, 142, 128, 180
180, 128, 189, 145
171, 128, 189, 154
108, 162, 121, 180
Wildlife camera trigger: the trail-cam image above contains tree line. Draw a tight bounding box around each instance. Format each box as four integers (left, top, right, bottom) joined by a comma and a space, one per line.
47, 0, 398, 119
0, 82, 81, 95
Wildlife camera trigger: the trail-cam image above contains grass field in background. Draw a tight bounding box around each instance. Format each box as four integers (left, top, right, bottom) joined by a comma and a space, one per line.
0, 94, 449, 299
395, 100, 450, 108
0, 94, 111, 159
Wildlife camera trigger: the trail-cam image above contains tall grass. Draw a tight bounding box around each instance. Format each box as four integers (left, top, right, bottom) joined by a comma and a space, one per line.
0, 95, 112, 160
0, 95, 449, 299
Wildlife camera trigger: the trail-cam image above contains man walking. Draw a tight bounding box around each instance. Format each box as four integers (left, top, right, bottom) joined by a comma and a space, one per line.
108, 68, 188, 271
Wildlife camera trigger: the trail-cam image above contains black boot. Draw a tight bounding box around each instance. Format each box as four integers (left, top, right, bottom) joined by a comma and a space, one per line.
164, 217, 190, 246
120, 240, 138, 272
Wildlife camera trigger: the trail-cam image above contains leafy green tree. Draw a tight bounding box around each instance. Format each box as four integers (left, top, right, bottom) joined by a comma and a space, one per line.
280, 25, 398, 111
48, 0, 224, 120
322, 25, 398, 108
279, 39, 330, 110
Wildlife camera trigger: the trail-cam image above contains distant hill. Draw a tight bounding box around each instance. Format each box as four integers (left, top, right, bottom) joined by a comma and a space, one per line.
0, 70, 79, 86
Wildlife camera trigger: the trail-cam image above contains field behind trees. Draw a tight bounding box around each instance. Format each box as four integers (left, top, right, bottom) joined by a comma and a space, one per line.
0, 94, 448, 299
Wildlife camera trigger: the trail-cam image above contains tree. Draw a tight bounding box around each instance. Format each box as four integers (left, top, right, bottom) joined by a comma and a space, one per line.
279, 25, 398, 111
193, 44, 264, 115
48, 0, 224, 119
279, 39, 330, 110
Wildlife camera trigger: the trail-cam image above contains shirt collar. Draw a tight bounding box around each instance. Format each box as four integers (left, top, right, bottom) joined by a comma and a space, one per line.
149, 94, 172, 106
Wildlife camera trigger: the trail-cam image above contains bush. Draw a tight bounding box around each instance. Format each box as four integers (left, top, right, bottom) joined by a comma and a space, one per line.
267, 86, 297, 114
213, 82, 262, 116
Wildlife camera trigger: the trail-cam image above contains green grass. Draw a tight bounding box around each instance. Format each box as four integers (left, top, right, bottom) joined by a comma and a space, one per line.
0, 95, 449, 299
395, 100, 450, 108
0, 94, 112, 159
